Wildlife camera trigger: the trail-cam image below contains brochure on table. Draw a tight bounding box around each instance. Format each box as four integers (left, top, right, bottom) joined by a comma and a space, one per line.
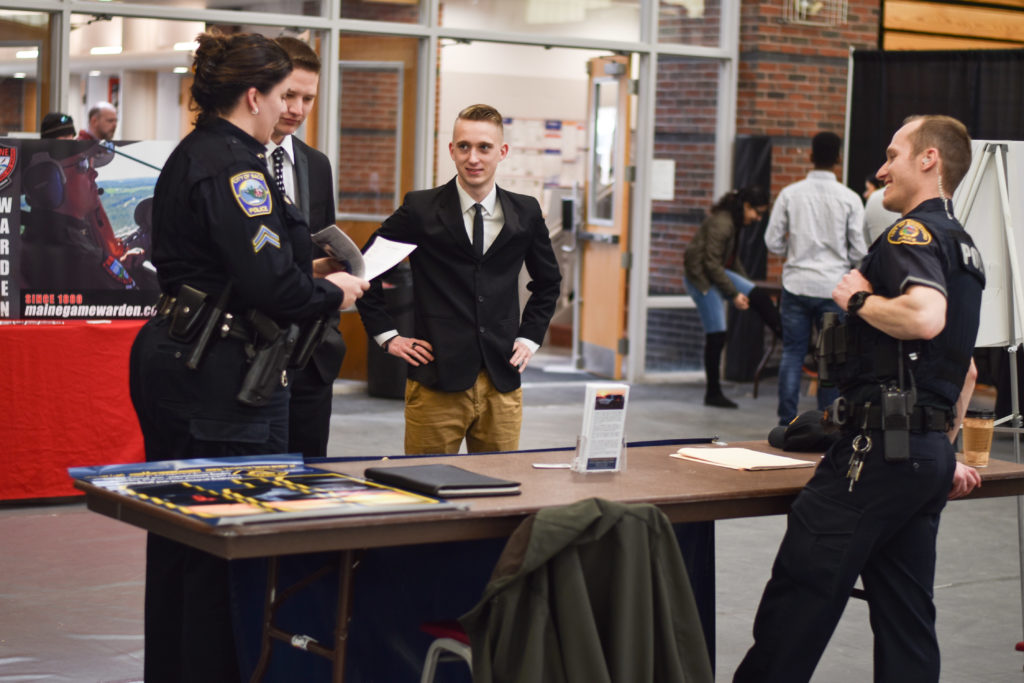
572, 383, 629, 473
69, 454, 461, 526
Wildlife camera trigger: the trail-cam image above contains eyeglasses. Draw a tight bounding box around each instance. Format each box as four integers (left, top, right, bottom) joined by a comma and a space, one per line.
62, 156, 95, 173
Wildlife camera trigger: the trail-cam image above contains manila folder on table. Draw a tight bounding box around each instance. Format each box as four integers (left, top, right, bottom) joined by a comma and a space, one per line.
671, 447, 816, 471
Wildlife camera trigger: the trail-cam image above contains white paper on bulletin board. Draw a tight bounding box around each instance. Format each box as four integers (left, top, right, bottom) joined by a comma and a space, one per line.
651, 159, 675, 201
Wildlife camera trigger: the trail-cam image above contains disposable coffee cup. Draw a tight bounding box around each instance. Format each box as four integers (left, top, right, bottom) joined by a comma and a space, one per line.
962, 410, 995, 468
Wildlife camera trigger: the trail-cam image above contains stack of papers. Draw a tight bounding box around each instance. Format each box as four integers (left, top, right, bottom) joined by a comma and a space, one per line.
671, 447, 816, 471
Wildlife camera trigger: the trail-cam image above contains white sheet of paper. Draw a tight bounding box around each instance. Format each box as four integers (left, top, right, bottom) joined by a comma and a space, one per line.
671, 447, 816, 471
362, 237, 416, 282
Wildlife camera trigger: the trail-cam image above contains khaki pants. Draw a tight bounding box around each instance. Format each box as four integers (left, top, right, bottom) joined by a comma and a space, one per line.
404, 370, 522, 455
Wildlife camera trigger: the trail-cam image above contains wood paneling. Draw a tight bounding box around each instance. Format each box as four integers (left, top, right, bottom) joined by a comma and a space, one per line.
883, 30, 1023, 50
884, 0, 1024, 49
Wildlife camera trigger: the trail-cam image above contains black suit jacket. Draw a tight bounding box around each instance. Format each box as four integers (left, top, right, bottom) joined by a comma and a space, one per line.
291, 137, 345, 383
356, 178, 562, 393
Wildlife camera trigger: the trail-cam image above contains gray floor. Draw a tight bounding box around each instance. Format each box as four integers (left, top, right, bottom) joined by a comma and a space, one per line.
3, 348, 1024, 682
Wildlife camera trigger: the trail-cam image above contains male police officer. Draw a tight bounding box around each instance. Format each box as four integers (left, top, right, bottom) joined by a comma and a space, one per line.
734, 115, 984, 682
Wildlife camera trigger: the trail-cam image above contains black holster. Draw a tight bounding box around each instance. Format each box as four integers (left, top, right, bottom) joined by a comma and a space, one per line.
237, 318, 301, 407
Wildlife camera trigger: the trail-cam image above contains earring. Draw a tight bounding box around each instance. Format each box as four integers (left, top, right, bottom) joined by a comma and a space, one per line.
251, 108, 259, 116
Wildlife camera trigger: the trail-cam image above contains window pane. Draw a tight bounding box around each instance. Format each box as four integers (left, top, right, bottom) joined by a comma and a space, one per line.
95, 1, 325, 17
68, 17, 328, 143
658, 0, 722, 47
0, 10, 52, 135
645, 308, 704, 371
337, 62, 403, 216
649, 56, 719, 297
342, 0, 422, 24
441, 0, 640, 42
645, 56, 720, 373
336, 34, 419, 220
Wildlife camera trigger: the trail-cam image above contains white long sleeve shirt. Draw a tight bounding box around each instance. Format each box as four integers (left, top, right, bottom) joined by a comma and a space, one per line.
764, 169, 867, 298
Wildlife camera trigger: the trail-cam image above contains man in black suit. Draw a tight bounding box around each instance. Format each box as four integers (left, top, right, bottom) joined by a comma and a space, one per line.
269, 36, 347, 460
357, 103, 562, 455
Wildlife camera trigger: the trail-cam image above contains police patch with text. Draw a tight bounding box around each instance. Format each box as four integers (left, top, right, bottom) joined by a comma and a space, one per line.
231, 171, 273, 218
887, 219, 932, 246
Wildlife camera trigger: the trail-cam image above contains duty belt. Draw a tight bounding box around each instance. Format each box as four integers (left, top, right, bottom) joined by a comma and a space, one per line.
843, 404, 952, 433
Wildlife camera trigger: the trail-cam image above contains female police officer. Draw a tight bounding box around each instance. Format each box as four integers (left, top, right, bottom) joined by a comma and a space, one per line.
128, 31, 367, 682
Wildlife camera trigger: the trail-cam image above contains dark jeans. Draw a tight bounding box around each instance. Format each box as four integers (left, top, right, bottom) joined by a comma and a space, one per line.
778, 289, 841, 424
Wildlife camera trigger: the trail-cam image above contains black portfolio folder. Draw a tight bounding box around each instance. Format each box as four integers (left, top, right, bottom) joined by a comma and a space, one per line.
364, 464, 521, 498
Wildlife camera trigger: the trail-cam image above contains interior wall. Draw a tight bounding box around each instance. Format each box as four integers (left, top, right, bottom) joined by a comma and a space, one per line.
437, 42, 604, 185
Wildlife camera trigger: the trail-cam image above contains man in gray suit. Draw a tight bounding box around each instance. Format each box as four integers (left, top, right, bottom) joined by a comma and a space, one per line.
268, 36, 346, 460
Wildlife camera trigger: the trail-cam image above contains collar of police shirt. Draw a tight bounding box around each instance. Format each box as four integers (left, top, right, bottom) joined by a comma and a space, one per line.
455, 180, 502, 253
265, 136, 297, 205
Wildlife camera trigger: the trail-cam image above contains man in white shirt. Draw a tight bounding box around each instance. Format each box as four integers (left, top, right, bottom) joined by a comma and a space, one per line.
765, 131, 867, 425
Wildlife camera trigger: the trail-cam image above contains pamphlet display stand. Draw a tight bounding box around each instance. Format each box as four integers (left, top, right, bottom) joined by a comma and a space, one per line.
571, 383, 630, 473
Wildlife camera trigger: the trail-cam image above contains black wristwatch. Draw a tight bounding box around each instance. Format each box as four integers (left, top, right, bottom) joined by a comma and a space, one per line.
847, 291, 872, 317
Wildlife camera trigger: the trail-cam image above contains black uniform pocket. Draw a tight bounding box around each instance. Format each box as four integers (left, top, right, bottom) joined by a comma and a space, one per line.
784, 488, 863, 594
189, 417, 270, 444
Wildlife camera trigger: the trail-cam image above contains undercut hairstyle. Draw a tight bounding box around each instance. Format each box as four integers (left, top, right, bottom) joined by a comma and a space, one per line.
190, 31, 292, 128
712, 186, 770, 230
455, 104, 504, 134
810, 131, 841, 168
903, 114, 972, 192
276, 36, 321, 74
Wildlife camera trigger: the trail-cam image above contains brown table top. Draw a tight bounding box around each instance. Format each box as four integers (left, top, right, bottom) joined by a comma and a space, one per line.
75, 441, 1024, 560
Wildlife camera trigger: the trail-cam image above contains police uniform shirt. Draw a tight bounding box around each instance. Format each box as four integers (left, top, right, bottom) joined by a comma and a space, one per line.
852, 196, 984, 407
151, 117, 342, 324
858, 208, 948, 301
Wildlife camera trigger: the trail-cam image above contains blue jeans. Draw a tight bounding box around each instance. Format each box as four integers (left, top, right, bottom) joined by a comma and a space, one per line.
777, 289, 841, 425
685, 271, 755, 334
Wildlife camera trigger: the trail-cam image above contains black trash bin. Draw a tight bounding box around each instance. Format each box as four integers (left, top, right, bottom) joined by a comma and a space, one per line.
366, 262, 413, 399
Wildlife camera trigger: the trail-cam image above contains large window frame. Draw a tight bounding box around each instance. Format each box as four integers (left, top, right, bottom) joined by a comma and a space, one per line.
14, 0, 738, 382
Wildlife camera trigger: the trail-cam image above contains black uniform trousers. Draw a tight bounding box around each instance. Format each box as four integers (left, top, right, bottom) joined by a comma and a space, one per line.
129, 316, 290, 683
735, 429, 956, 683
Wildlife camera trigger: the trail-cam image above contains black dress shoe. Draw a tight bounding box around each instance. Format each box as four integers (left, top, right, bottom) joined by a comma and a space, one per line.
704, 393, 739, 409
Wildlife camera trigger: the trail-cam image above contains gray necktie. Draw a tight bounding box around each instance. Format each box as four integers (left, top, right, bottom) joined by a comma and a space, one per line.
473, 203, 484, 257
271, 146, 287, 197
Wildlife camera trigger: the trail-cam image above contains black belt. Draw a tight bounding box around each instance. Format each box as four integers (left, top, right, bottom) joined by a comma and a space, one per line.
845, 404, 952, 433
155, 290, 253, 345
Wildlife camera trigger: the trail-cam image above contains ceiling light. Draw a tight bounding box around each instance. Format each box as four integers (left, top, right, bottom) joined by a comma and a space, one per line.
173, 66, 189, 74
15, 49, 38, 59
90, 46, 123, 55
13, 72, 25, 79
89, 70, 101, 77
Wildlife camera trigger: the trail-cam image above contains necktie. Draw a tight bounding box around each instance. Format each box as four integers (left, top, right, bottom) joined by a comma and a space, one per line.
473, 203, 484, 257
271, 146, 287, 197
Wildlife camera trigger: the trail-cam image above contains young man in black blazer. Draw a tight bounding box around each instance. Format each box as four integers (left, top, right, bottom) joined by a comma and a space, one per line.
269, 37, 350, 460
357, 103, 562, 454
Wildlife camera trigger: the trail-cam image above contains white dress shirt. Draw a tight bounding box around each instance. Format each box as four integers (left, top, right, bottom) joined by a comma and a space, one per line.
454, 180, 503, 253
265, 136, 297, 207
764, 169, 867, 298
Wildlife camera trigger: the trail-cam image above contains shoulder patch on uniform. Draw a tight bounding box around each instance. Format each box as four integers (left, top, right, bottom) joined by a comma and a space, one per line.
252, 224, 281, 253
231, 171, 273, 218
886, 219, 932, 246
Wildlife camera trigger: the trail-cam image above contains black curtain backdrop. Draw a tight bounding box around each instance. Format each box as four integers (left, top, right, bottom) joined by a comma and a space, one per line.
848, 49, 1024, 197
725, 135, 772, 381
